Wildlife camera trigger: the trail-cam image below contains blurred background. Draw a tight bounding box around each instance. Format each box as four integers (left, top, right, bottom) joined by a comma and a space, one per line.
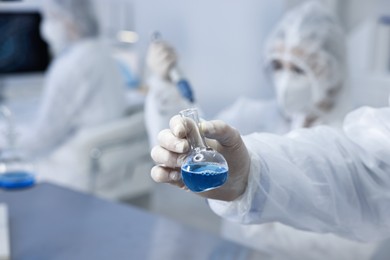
0, 0, 389, 238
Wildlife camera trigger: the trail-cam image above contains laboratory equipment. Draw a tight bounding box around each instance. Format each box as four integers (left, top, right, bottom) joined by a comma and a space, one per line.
0, 142, 36, 190
180, 108, 228, 192
0, 106, 35, 190
0, 10, 50, 75
169, 67, 195, 103
151, 32, 195, 103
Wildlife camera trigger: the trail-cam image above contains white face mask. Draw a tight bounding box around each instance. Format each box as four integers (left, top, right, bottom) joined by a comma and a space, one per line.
273, 70, 313, 117
40, 18, 70, 56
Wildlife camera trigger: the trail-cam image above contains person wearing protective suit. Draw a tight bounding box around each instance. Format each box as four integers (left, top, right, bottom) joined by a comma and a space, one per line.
146, 1, 351, 139
146, 1, 376, 259
150, 95, 390, 246
145, 41, 192, 147
13, 0, 127, 190
217, 0, 350, 135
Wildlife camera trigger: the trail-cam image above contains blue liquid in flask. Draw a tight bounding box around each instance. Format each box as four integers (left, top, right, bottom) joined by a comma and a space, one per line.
181, 163, 228, 193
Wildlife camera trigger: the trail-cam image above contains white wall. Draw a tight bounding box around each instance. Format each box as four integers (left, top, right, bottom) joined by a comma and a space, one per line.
134, 0, 285, 117
94, 0, 135, 42
286, 0, 376, 33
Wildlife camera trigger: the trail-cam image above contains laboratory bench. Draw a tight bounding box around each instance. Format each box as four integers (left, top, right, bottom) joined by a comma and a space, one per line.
0, 183, 269, 260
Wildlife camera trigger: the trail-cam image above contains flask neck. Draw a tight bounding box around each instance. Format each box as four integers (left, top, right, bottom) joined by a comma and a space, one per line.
188, 126, 207, 151
180, 108, 208, 150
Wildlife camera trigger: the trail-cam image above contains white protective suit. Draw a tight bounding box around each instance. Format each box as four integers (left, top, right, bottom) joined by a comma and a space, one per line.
12, 0, 127, 189
213, 2, 377, 258
208, 96, 390, 251
19, 39, 126, 158
145, 1, 378, 259
31, 39, 127, 189
217, 98, 379, 259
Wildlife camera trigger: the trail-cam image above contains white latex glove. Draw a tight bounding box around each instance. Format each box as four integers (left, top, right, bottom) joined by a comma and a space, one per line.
150, 115, 251, 201
147, 41, 177, 81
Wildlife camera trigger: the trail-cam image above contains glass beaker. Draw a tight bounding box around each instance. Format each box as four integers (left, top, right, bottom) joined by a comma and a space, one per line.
0, 149, 36, 189
0, 105, 36, 189
180, 108, 228, 192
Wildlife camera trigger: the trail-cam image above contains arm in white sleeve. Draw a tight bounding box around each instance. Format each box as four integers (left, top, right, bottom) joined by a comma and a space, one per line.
145, 76, 192, 147
209, 106, 390, 242
17, 72, 95, 159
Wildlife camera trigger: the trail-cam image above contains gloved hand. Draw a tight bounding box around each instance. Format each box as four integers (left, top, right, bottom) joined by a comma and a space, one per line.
147, 41, 177, 81
150, 115, 251, 201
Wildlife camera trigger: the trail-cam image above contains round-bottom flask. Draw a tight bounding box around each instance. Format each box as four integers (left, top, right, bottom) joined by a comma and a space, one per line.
180, 108, 228, 192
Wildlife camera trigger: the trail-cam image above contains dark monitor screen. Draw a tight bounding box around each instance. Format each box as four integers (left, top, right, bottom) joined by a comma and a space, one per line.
0, 11, 51, 75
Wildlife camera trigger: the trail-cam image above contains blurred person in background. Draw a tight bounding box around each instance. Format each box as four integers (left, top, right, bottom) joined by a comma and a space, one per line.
145, 1, 377, 259
6, 0, 127, 190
